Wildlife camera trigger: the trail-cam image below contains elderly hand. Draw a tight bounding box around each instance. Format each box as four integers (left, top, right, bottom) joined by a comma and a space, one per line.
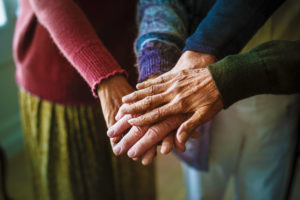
97, 75, 135, 148
107, 114, 186, 164
118, 68, 223, 143
107, 75, 185, 165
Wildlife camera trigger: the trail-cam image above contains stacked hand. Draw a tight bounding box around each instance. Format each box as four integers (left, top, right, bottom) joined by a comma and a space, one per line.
105, 51, 223, 165
98, 74, 185, 164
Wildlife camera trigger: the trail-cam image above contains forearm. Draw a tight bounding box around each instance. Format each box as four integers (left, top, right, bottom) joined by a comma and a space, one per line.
136, 0, 188, 81
208, 40, 300, 108
29, 0, 126, 96
184, 0, 285, 59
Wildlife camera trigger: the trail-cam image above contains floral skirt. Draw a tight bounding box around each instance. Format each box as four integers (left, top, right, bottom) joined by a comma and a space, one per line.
19, 90, 155, 200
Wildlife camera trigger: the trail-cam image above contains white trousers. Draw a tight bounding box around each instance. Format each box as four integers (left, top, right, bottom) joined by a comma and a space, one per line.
183, 94, 300, 200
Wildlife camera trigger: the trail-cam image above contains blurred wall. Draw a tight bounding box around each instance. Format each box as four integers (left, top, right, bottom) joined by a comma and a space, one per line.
0, 0, 23, 156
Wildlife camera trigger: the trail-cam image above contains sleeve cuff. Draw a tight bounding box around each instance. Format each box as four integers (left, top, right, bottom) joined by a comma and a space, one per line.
72, 42, 127, 97
137, 41, 181, 82
207, 51, 264, 108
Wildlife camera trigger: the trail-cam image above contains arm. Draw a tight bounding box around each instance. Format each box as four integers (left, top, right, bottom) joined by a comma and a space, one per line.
117, 40, 300, 142
136, 0, 188, 81
208, 40, 300, 108
184, 0, 286, 59
106, 0, 191, 162
29, 0, 126, 96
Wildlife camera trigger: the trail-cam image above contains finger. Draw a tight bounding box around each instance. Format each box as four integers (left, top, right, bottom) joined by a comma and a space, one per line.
120, 94, 167, 115
176, 111, 206, 144
112, 136, 122, 143
127, 115, 185, 158
190, 131, 201, 138
174, 135, 186, 152
113, 126, 148, 156
136, 72, 175, 89
107, 114, 132, 137
132, 157, 139, 161
141, 146, 157, 166
115, 108, 125, 121
160, 134, 174, 155
122, 84, 166, 103
128, 104, 179, 127
110, 138, 117, 149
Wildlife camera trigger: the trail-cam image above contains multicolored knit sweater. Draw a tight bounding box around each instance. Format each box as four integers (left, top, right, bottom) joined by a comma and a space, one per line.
136, 0, 285, 82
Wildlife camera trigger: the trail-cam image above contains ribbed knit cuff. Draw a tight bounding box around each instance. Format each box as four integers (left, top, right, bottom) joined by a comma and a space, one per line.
137, 41, 181, 82
73, 42, 127, 97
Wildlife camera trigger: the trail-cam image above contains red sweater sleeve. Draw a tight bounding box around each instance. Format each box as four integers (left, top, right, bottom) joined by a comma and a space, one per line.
28, 0, 127, 97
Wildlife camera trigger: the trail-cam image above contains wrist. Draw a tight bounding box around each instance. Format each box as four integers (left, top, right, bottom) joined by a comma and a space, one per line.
183, 51, 216, 67
97, 75, 127, 96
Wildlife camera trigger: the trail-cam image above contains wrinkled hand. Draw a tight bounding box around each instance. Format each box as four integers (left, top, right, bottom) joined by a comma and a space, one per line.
97, 75, 135, 149
106, 74, 186, 165
107, 114, 186, 165
119, 67, 223, 143
98, 75, 164, 165
98, 75, 134, 128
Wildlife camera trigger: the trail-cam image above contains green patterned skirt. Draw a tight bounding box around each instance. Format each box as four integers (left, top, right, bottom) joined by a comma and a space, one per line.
19, 91, 155, 200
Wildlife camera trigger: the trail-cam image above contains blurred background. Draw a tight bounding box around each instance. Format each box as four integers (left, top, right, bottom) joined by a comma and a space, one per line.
0, 0, 299, 200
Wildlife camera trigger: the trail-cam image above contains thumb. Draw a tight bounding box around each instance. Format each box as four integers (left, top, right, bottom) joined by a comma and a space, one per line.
176, 111, 205, 144
190, 130, 201, 138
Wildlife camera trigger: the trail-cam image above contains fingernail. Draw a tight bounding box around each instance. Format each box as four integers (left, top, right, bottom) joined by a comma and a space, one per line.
132, 157, 139, 161
160, 146, 166, 154
115, 113, 120, 121
179, 132, 188, 144
113, 146, 121, 156
107, 129, 114, 137
136, 83, 141, 89
122, 96, 128, 102
128, 148, 136, 158
142, 159, 149, 166
128, 118, 136, 125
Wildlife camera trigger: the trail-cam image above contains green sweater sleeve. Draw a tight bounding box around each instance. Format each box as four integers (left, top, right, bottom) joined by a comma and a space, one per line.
208, 40, 300, 108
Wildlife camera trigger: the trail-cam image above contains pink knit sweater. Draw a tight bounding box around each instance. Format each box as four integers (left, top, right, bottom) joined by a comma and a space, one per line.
13, 0, 138, 105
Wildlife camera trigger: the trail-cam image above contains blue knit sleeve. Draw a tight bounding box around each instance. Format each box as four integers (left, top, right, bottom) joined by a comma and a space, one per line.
184, 0, 285, 59
136, 0, 188, 81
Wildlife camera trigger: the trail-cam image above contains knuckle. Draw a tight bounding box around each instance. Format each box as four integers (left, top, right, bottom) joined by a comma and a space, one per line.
137, 115, 146, 123
132, 126, 143, 133
162, 90, 170, 99
146, 127, 160, 140
149, 85, 155, 95
143, 96, 152, 107
172, 97, 183, 109
181, 69, 189, 75
154, 108, 162, 119
178, 99, 186, 111
156, 93, 164, 101
121, 139, 129, 149
175, 74, 184, 81
159, 76, 165, 83
178, 70, 188, 78
162, 118, 174, 129
131, 91, 139, 100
